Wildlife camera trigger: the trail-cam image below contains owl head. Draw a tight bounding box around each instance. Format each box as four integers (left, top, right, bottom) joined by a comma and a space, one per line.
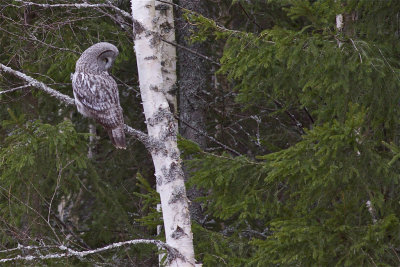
75, 42, 119, 73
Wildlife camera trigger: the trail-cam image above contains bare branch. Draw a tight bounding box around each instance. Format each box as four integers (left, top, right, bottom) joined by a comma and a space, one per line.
12, 0, 132, 20
270, 97, 305, 135
0, 63, 74, 105
0, 244, 57, 254
6, 1, 223, 69
178, 116, 242, 156
0, 239, 184, 263
0, 184, 62, 244
0, 63, 154, 148
48, 158, 74, 223
95, 7, 134, 39
0, 84, 31, 95
161, 38, 220, 66
237, 2, 262, 31
157, 0, 243, 35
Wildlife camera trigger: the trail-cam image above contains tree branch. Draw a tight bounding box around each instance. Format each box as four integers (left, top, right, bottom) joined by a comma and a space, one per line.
11, 0, 132, 20
0, 239, 184, 263
0, 84, 31, 95
0, 63, 153, 149
7, 1, 223, 69
237, 2, 262, 31
270, 97, 306, 135
161, 38, 220, 66
0, 63, 75, 105
157, 0, 243, 35
0, 26, 80, 54
177, 116, 242, 156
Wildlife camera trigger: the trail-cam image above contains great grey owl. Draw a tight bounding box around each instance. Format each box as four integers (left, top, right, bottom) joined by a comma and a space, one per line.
71, 42, 126, 149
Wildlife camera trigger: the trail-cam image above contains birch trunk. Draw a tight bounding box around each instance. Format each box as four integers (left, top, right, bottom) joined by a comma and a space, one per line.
131, 1, 197, 266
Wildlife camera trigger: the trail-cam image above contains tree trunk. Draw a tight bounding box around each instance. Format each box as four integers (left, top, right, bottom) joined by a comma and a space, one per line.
130, 1, 197, 266
176, 0, 209, 223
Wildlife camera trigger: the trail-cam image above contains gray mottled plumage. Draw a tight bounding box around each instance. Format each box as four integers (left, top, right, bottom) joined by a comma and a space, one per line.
72, 42, 126, 149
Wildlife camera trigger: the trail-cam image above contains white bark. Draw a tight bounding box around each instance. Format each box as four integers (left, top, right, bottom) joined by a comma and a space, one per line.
155, 1, 177, 264
336, 14, 344, 31
88, 123, 96, 159
155, 0, 178, 115
0, 239, 182, 263
366, 200, 377, 224
12, 0, 132, 19
336, 14, 344, 48
131, 1, 197, 266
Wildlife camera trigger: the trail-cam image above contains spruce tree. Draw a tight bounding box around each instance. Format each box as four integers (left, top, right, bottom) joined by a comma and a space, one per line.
185, 1, 400, 265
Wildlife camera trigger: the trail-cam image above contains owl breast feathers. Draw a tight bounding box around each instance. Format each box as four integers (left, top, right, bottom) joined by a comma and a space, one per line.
72, 42, 126, 149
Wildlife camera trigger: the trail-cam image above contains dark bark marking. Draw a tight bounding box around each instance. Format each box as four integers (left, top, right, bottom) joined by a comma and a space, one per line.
171, 226, 187, 240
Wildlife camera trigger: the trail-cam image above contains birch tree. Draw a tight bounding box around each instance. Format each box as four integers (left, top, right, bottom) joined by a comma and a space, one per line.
131, 1, 197, 266
2, 1, 400, 266
0, 0, 198, 265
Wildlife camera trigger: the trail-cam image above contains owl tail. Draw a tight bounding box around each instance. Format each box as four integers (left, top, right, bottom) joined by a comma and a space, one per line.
108, 126, 126, 149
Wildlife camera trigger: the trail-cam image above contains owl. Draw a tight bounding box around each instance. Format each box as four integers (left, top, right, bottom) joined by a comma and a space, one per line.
71, 42, 126, 149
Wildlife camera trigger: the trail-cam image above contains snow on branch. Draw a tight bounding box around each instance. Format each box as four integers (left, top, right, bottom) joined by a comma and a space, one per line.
0, 63, 154, 149
11, 0, 132, 20
0, 239, 184, 263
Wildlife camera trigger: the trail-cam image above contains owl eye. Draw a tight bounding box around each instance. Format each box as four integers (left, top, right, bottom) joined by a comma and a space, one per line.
104, 58, 109, 63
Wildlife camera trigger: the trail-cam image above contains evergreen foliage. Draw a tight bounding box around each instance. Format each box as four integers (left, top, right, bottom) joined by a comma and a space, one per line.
0, 1, 157, 265
184, 0, 400, 266
2, 0, 400, 266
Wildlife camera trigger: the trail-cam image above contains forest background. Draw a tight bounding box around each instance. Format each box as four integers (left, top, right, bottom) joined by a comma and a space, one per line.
1, 0, 400, 266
